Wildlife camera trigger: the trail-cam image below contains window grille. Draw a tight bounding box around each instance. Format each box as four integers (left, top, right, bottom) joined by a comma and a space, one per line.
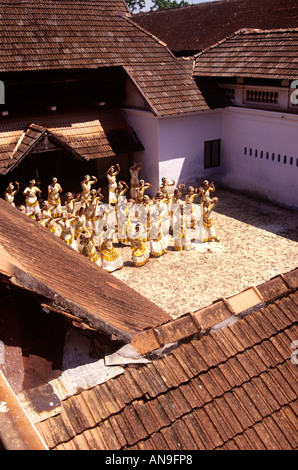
222, 87, 235, 101
245, 89, 279, 105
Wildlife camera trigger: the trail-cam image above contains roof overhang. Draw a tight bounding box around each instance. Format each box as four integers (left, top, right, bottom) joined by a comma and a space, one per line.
0, 108, 144, 176
0, 199, 170, 342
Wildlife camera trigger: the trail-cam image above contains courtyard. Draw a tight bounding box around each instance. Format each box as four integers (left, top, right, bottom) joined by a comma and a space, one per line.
111, 189, 298, 318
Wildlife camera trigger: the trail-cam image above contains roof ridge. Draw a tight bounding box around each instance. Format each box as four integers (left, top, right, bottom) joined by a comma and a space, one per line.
193, 27, 298, 63
239, 27, 298, 33
194, 29, 244, 60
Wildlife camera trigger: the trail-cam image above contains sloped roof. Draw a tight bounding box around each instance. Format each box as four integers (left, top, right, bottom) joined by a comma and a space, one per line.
193, 28, 298, 79
35, 269, 298, 450
133, 0, 298, 55
0, 199, 170, 342
124, 60, 212, 116
0, 108, 144, 175
0, 0, 212, 116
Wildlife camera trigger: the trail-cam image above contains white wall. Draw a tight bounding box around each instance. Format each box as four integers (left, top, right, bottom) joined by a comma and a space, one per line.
124, 95, 298, 209
157, 111, 222, 190
221, 107, 298, 209
124, 107, 222, 195
123, 108, 159, 194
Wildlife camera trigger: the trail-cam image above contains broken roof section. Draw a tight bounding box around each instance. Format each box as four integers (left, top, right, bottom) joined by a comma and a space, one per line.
0, 0, 215, 116
193, 28, 298, 80
0, 199, 170, 342
35, 269, 298, 450
0, 108, 144, 175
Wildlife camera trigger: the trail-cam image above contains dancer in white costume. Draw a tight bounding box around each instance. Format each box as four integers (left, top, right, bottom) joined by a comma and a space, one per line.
65, 192, 80, 215
185, 186, 199, 229
140, 194, 152, 242
115, 179, 129, 224
170, 184, 185, 228
80, 231, 101, 267
130, 223, 150, 267
116, 196, 133, 244
202, 197, 220, 242
106, 164, 120, 205
160, 177, 175, 204
47, 177, 62, 218
56, 212, 78, 251
23, 180, 41, 215
35, 212, 48, 228
173, 210, 193, 251
155, 191, 170, 238
84, 188, 104, 236
73, 206, 90, 251
4, 181, 19, 206
135, 179, 152, 204
100, 225, 123, 272
40, 201, 60, 237
149, 211, 168, 257
81, 175, 98, 200
129, 162, 142, 200
198, 180, 216, 204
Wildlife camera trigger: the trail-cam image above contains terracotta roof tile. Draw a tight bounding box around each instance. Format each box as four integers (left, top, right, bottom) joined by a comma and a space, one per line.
144, 398, 172, 430
173, 342, 207, 376
283, 269, 298, 290
226, 286, 264, 315
258, 275, 292, 302
0, 108, 144, 174
29, 278, 298, 450
156, 314, 199, 345
0, 0, 213, 117
115, 372, 143, 404
130, 328, 162, 356
193, 29, 298, 79
192, 299, 232, 330
278, 402, 298, 448
133, 0, 298, 55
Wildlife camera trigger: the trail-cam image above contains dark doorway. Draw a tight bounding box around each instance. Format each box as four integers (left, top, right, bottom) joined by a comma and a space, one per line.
1, 149, 97, 206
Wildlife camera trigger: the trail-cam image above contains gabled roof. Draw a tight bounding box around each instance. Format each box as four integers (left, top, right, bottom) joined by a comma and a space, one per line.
5, 123, 85, 175
133, 0, 298, 55
0, 108, 144, 175
193, 28, 298, 80
0, 0, 213, 116
0, 199, 170, 342
35, 269, 298, 450
124, 60, 213, 116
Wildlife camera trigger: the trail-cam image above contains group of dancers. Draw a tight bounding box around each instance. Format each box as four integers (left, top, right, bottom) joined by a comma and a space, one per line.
4, 162, 219, 272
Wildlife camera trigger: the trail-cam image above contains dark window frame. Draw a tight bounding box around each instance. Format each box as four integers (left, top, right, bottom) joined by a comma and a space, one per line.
204, 139, 221, 169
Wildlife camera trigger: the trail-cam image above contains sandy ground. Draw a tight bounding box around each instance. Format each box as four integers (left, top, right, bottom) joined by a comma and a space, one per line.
110, 189, 298, 319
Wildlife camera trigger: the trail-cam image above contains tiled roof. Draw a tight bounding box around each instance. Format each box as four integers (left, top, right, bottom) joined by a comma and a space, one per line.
35, 269, 298, 450
124, 60, 211, 116
0, 0, 212, 116
193, 29, 298, 79
0, 108, 144, 175
0, 0, 130, 72
133, 0, 298, 55
0, 199, 170, 342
